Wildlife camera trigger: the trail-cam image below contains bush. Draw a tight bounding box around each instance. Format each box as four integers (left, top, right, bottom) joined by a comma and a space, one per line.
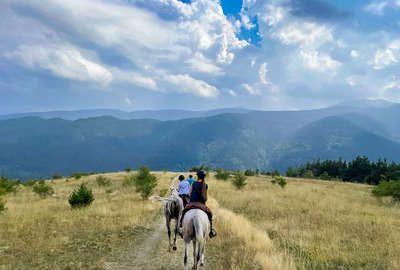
190, 165, 210, 172
320, 171, 330, 180
244, 169, 256, 176
272, 176, 287, 188
68, 184, 95, 208
0, 176, 20, 195
24, 179, 38, 187
32, 181, 54, 198
125, 168, 131, 173
232, 172, 247, 189
372, 180, 400, 201
52, 174, 63, 180
96, 175, 111, 186
303, 170, 314, 179
159, 188, 168, 197
215, 168, 231, 180
132, 166, 158, 199
0, 198, 6, 213
70, 172, 90, 179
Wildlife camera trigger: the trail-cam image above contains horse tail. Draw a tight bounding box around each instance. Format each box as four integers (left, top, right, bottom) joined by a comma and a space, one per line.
193, 214, 204, 263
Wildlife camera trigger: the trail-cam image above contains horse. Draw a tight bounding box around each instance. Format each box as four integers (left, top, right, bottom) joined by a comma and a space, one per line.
182, 209, 209, 270
150, 176, 184, 252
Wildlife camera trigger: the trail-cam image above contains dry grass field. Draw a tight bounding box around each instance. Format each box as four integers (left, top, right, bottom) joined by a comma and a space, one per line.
0, 171, 399, 270
209, 175, 400, 270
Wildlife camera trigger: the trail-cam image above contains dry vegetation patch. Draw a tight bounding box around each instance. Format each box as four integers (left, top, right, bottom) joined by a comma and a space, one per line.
0, 172, 170, 270
208, 174, 400, 270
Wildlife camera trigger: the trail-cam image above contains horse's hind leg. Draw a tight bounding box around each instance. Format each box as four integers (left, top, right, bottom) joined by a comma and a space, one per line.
183, 241, 188, 270
200, 243, 205, 267
166, 216, 171, 252
192, 240, 198, 270
172, 217, 178, 251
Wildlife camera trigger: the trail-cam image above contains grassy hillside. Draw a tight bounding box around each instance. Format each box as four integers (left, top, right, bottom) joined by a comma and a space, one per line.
1, 171, 399, 269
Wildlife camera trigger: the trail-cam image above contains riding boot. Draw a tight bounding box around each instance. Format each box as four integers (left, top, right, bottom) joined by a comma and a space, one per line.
208, 217, 217, 238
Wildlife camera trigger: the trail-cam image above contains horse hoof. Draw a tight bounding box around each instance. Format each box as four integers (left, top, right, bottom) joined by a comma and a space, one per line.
173, 246, 177, 251
200, 263, 204, 267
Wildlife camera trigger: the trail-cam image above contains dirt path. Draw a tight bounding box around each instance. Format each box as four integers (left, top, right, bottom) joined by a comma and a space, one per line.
105, 214, 201, 270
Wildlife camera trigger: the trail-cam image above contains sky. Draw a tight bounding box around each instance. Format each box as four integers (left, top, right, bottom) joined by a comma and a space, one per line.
1, 0, 400, 114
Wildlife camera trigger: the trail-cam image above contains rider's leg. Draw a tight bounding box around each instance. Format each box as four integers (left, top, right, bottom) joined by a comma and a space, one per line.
207, 211, 217, 238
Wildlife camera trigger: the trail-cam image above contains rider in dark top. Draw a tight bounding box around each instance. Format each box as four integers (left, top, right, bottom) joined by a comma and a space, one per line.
179, 170, 216, 238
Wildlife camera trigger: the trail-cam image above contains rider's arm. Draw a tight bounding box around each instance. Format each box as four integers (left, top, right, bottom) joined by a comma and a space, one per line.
189, 184, 193, 196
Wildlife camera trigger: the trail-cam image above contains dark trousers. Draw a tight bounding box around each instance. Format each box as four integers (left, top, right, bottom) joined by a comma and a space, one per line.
179, 194, 189, 208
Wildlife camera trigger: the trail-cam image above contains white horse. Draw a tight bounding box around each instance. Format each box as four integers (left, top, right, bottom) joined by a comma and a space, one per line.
182, 209, 210, 270
150, 176, 184, 252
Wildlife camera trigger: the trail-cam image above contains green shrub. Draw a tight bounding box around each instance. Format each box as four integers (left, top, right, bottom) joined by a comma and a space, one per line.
190, 165, 210, 172
215, 168, 231, 180
272, 176, 287, 188
0, 198, 6, 213
32, 181, 54, 198
132, 166, 158, 199
303, 170, 314, 178
52, 174, 63, 180
232, 172, 247, 189
0, 176, 20, 195
123, 175, 135, 187
96, 175, 111, 186
24, 179, 38, 187
70, 172, 90, 179
68, 184, 94, 208
244, 169, 256, 176
320, 171, 330, 180
372, 180, 400, 201
159, 188, 168, 197
125, 168, 131, 173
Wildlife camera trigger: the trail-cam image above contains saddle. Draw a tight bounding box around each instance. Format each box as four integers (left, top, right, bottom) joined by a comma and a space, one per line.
183, 202, 212, 216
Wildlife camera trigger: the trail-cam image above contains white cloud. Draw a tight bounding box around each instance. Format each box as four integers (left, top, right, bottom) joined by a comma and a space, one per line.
163, 73, 219, 98
6, 44, 112, 85
372, 40, 400, 69
365, 1, 389, 15
227, 89, 237, 96
258, 62, 269, 84
299, 50, 341, 72
261, 4, 286, 26
346, 76, 356, 86
112, 69, 158, 91
242, 83, 257, 95
240, 10, 255, 30
275, 23, 333, 49
351, 50, 360, 58
185, 53, 224, 75
124, 97, 132, 105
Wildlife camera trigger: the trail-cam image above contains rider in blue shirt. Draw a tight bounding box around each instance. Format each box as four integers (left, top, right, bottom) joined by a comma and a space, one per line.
187, 174, 195, 186
178, 175, 190, 207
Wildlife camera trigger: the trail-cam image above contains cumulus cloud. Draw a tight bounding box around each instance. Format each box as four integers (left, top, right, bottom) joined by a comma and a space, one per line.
163, 73, 219, 98
365, 1, 389, 15
111, 69, 158, 91
371, 40, 400, 69
258, 62, 269, 84
242, 83, 257, 95
6, 44, 112, 85
185, 53, 224, 75
299, 50, 341, 71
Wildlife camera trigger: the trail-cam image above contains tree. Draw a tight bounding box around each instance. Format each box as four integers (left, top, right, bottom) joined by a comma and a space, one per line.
232, 172, 247, 189
133, 166, 158, 199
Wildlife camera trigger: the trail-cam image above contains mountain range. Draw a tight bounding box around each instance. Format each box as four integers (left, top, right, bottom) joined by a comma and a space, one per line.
1, 99, 399, 180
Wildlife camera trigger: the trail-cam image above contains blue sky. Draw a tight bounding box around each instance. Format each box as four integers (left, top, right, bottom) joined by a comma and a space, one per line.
1, 0, 400, 114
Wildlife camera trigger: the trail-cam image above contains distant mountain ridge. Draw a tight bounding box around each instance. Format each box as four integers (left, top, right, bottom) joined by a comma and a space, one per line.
1, 99, 400, 180
0, 107, 253, 121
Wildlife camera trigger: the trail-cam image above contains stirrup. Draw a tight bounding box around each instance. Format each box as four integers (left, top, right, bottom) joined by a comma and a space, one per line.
209, 229, 217, 238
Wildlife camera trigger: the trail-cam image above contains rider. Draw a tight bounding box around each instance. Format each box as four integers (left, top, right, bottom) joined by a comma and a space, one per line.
187, 174, 195, 186
180, 170, 217, 238
178, 174, 190, 207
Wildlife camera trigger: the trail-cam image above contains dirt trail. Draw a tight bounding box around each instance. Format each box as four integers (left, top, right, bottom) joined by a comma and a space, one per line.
105, 215, 201, 270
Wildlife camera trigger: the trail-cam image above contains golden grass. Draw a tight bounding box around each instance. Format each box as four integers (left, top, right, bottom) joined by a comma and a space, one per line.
208, 175, 400, 270
0, 172, 174, 270
2, 171, 399, 270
